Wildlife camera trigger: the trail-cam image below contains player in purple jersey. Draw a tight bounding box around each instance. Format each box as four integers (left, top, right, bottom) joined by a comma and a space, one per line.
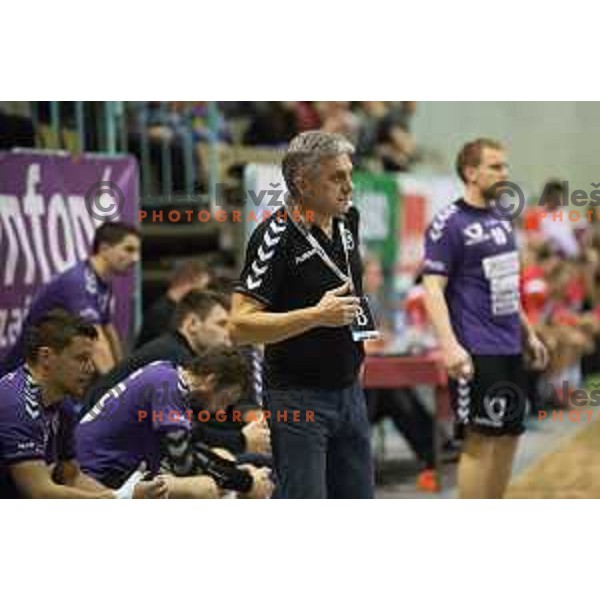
423, 139, 548, 499
0, 222, 141, 377
76, 346, 273, 499
0, 310, 168, 498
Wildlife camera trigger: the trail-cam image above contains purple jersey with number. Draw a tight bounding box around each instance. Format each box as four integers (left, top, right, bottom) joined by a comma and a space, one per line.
423, 199, 522, 355
1, 260, 113, 376
0, 367, 77, 498
76, 361, 191, 485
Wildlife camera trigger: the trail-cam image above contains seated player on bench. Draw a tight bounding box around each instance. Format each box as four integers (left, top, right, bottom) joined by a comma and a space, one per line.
76, 346, 273, 499
0, 310, 168, 499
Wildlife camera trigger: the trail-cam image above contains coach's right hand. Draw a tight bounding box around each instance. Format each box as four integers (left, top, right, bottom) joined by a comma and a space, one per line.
443, 340, 474, 381
315, 282, 360, 327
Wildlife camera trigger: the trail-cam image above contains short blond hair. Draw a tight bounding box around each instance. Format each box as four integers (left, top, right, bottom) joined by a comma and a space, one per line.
456, 138, 504, 183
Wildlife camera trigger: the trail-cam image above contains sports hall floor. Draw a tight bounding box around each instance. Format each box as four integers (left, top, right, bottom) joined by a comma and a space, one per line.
375, 385, 600, 499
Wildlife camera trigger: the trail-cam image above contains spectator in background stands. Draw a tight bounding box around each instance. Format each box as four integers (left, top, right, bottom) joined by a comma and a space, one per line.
316, 101, 360, 143
1, 222, 141, 377
294, 101, 322, 132
376, 109, 418, 172
0, 104, 35, 149
128, 101, 231, 193
539, 179, 580, 258
139, 101, 231, 144
136, 259, 212, 347
355, 101, 389, 168
354, 101, 419, 172
243, 102, 298, 146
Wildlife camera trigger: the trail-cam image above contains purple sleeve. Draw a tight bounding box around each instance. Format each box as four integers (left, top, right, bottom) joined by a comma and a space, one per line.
423, 211, 462, 278
0, 400, 45, 465
150, 375, 192, 434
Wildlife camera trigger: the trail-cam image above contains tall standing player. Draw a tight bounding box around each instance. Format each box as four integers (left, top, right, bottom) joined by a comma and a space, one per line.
230, 131, 375, 498
422, 138, 548, 499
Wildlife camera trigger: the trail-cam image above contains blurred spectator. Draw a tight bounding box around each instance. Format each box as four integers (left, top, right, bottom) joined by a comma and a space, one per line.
519, 224, 600, 406
136, 259, 212, 347
0, 106, 35, 149
355, 101, 389, 166
539, 179, 580, 258
294, 101, 321, 131
128, 101, 231, 193
141, 101, 231, 145
376, 114, 417, 172
316, 101, 360, 142
126, 101, 420, 188
243, 102, 298, 146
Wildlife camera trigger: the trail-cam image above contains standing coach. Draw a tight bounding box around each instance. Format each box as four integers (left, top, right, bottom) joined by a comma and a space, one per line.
230, 131, 375, 498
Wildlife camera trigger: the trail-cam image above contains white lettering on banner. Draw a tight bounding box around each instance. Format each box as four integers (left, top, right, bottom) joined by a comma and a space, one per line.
48, 193, 77, 273
482, 252, 520, 316
0, 195, 36, 286
0, 164, 96, 288
23, 163, 52, 284
0, 297, 32, 349
68, 195, 96, 262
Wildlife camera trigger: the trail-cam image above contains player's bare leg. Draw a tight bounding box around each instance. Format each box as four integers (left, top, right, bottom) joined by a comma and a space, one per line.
458, 432, 519, 498
457, 431, 494, 498
489, 435, 520, 498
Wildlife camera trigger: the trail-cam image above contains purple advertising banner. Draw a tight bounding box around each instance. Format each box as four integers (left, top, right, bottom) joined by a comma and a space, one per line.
0, 150, 139, 362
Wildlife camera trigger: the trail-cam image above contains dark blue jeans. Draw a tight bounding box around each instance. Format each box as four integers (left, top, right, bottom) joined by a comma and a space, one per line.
265, 380, 374, 499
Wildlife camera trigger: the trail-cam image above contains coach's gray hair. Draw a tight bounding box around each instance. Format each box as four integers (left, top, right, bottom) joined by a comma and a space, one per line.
282, 130, 355, 200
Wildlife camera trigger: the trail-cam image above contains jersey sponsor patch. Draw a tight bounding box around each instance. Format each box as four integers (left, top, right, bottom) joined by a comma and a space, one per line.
482, 251, 520, 316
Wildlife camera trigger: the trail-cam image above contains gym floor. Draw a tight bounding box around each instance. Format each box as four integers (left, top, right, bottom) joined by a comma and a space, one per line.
375, 391, 600, 499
